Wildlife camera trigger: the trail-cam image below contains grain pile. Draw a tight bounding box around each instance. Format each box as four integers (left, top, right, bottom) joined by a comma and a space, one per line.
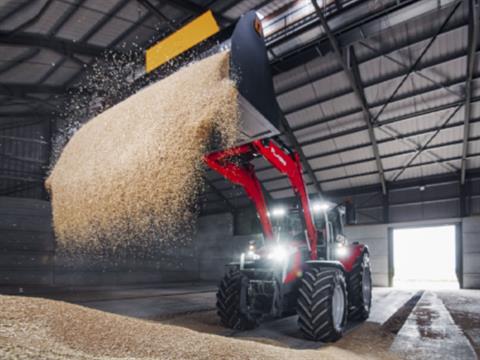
46, 52, 238, 254
0, 295, 390, 360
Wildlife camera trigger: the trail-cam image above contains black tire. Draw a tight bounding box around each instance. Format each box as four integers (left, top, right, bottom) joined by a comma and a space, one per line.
216, 269, 257, 330
347, 252, 372, 321
297, 267, 348, 342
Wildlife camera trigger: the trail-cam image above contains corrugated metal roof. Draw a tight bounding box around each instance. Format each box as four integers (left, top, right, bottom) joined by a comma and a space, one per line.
83, 0, 123, 13
468, 139, 480, 154
222, 0, 266, 19
0, 49, 62, 83
87, 17, 132, 46
273, 51, 339, 93
315, 166, 347, 181
0, 0, 47, 31
0, 1, 28, 18
43, 59, 81, 86
294, 111, 364, 143
24, 1, 72, 34
347, 173, 379, 188
467, 155, 480, 169
0, 46, 31, 61
56, 8, 105, 41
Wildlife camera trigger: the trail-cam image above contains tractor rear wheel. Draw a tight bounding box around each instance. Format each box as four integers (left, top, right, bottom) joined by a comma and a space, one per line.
297, 267, 348, 342
216, 269, 257, 330
347, 252, 372, 321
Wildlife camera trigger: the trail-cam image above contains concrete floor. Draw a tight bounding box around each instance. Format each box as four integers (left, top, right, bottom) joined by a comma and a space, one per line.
41, 284, 480, 359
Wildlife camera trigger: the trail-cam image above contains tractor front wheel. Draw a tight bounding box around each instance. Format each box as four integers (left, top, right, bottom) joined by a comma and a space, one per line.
216, 269, 257, 330
347, 252, 372, 321
297, 267, 348, 342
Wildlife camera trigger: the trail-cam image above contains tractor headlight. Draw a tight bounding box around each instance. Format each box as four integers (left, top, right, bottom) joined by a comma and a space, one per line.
335, 244, 349, 258
246, 250, 260, 260
267, 245, 288, 262
245, 241, 260, 260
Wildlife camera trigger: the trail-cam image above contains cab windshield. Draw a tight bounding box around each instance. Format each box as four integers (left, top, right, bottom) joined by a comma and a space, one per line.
271, 208, 327, 243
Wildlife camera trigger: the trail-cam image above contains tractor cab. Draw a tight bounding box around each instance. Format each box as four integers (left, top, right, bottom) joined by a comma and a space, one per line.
266, 203, 349, 262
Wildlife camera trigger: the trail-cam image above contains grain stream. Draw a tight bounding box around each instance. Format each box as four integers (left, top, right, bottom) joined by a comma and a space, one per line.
46, 52, 238, 256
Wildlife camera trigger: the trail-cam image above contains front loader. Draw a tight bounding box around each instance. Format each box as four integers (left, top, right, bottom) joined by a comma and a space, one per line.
145, 8, 372, 342
202, 11, 372, 342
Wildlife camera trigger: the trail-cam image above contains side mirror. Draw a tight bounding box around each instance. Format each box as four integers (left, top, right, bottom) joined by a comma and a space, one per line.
345, 201, 356, 225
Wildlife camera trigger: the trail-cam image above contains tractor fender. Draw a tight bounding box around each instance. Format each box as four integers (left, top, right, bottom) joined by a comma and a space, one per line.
304, 260, 346, 275
340, 244, 369, 272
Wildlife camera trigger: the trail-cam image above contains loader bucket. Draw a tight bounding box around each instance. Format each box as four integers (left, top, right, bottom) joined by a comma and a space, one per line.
145, 10, 281, 148
229, 11, 281, 145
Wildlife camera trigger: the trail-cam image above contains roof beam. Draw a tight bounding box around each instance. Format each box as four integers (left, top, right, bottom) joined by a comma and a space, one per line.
324, 169, 480, 198
261, 135, 480, 185
270, 0, 461, 74
161, 0, 206, 14
298, 79, 480, 146
236, 96, 480, 181
270, 152, 480, 192
0, 48, 40, 75
309, 102, 480, 158
358, 41, 463, 100
48, 0, 88, 36
283, 45, 476, 117
371, 0, 462, 124
0, 111, 51, 118
461, 0, 479, 184
0, 1, 34, 23
82, 0, 132, 41
0, 83, 66, 96
137, 0, 177, 31
389, 105, 463, 182
312, 0, 386, 194
5, 0, 53, 35
36, 57, 67, 85
111, 12, 153, 48
0, 32, 116, 58
160, 0, 231, 23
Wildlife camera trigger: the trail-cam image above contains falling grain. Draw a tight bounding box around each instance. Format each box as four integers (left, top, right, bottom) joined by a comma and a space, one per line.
46, 52, 239, 255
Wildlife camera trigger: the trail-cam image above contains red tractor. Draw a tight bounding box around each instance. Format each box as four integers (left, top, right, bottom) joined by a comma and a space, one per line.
205, 139, 372, 342
202, 11, 372, 342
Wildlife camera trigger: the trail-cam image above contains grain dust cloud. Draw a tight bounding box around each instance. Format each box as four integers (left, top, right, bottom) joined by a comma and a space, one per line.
46, 52, 239, 256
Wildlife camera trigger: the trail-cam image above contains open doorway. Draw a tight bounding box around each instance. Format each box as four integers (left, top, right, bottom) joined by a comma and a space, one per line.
393, 225, 459, 289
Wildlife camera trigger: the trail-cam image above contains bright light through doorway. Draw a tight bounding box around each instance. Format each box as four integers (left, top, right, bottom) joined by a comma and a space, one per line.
393, 225, 459, 289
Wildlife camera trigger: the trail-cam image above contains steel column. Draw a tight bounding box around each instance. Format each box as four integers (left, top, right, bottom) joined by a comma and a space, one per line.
460, 0, 479, 184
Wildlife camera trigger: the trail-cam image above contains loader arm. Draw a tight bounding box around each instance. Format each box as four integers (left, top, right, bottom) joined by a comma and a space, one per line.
204, 138, 318, 260
204, 143, 274, 242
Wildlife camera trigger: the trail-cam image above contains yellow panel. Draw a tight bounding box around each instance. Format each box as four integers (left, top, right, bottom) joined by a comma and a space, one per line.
145, 10, 220, 73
